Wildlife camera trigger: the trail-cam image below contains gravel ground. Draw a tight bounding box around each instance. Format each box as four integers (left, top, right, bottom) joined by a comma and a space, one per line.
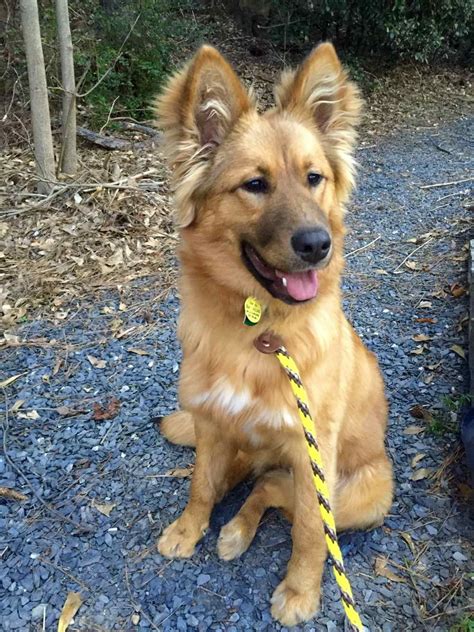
1, 118, 473, 632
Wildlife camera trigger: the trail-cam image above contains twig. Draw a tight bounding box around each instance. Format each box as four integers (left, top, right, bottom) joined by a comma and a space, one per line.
436, 190, 469, 203
419, 176, 473, 190
77, 14, 141, 98
124, 566, 161, 631
99, 96, 120, 134
345, 236, 381, 259
393, 238, 433, 273
39, 556, 91, 592
1, 390, 92, 533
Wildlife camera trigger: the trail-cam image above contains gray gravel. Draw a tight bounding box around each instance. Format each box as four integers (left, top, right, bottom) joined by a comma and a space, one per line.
1, 118, 473, 631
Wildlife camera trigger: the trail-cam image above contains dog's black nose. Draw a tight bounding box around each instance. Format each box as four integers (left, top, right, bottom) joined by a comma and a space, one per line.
291, 228, 331, 264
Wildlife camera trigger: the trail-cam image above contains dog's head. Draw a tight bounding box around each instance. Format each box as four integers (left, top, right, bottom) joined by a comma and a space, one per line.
156, 44, 362, 305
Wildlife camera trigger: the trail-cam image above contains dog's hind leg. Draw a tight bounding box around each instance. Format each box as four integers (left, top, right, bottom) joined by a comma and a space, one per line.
217, 469, 294, 561
159, 410, 196, 447
334, 454, 393, 531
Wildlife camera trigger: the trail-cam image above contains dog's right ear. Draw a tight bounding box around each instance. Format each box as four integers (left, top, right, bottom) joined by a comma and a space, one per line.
156, 46, 253, 227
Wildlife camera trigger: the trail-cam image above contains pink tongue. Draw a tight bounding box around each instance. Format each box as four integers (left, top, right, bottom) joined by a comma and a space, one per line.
280, 270, 319, 301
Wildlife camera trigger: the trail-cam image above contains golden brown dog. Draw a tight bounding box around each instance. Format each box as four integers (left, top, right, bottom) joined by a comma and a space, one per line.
155, 42, 393, 626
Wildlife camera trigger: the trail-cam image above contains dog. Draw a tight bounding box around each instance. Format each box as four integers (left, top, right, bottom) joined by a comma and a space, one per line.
155, 42, 393, 626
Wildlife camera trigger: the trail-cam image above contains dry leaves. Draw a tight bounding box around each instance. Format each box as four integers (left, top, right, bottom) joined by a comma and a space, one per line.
374, 556, 405, 583
87, 355, 107, 369
0, 373, 24, 388
91, 499, 116, 516
92, 398, 120, 421
450, 344, 466, 359
449, 283, 466, 298
409, 404, 431, 421
57, 592, 83, 632
164, 466, 194, 478
0, 487, 28, 501
404, 425, 425, 435
411, 453, 426, 468
411, 467, 435, 481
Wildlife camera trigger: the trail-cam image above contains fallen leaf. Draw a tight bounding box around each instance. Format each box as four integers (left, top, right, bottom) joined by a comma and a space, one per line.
427, 361, 442, 371
17, 409, 40, 420
400, 532, 416, 556
87, 355, 107, 369
10, 399, 25, 413
57, 592, 83, 632
415, 317, 437, 324
165, 466, 194, 478
0, 486, 28, 501
56, 405, 86, 418
411, 467, 435, 481
92, 398, 120, 421
412, 334, 431, 342
404, 425, 425, 435
410, 346, 426, 355
450, 283, 466, 298
409, 405, 432, 421
127, 347, 150, 356
419, 301, 432, 308
4, 332, 20, 345
92, 499, 116, 516
0, 373, 24, 388
374, 556, 406, 583
119, 302, 127, 311
405, 260, 421, 271
423, 374, 434, 385
131, 613, 140, 625
411, 453, 426, 467
457, 483, 473, 503
450, 344, 466, 360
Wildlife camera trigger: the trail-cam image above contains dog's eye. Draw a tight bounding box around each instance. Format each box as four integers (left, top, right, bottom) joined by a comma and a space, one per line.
307, 172, 323, 187
242, 178, 268, 194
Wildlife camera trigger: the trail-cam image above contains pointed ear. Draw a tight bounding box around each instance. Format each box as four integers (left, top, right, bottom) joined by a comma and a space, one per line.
275, 43, 363, 201
155, 45, 254, 227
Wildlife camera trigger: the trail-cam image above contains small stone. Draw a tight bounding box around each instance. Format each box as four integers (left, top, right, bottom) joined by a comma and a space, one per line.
31, 604, 47, 621
453, 551, 468, 562
132, 613, 140, 625
196, 574, 210, 586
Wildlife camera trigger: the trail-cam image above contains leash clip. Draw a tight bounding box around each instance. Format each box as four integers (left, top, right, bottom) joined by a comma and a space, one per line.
254, 331, 284, 354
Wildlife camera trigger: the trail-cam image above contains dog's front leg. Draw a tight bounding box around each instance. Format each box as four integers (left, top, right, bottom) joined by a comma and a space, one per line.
158, 415, 236, 559
271, 436, 333, 627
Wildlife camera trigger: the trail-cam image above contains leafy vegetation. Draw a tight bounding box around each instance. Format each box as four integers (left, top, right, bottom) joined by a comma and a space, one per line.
450, 615, 474, 632
266, 0, 473, 64
427, 394, 471, 436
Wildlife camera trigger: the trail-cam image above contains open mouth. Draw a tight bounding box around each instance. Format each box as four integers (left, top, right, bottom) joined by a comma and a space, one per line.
242, 242, 319, 304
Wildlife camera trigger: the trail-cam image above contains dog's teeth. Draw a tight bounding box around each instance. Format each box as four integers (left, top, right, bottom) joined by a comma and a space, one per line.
282, 277, 287, 287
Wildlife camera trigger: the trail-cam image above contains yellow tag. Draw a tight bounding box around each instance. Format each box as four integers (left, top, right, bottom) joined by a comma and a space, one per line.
244, 297, 262, 325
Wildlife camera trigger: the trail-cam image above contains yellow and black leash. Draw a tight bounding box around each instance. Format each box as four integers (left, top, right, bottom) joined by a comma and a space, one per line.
245, 298, 364, 632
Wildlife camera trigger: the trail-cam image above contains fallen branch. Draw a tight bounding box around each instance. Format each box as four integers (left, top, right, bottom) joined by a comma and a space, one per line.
77, 126, 161, 151
118, 121, 160, 137
419, 176, 473, 190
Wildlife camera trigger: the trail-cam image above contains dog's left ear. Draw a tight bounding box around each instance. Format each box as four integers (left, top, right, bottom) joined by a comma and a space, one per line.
275, 43, 362, 201
156, 46, 254, 227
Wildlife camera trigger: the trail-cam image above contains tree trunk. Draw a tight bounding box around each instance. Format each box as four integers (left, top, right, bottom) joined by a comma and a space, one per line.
56, 0, 77, 175
20, 0, 56, 194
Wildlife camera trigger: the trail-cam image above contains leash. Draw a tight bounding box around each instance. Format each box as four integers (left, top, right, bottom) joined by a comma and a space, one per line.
245, 299, 364, 631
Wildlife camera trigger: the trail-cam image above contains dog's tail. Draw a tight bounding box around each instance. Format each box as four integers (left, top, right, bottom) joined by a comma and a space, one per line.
159, 410, 196, 447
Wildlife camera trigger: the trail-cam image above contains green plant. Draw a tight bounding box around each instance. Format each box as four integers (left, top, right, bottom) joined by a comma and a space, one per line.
450, 615, 474, 632
427, 394, 471, 436
75, 0, 209, 127
266, 0, 473, 65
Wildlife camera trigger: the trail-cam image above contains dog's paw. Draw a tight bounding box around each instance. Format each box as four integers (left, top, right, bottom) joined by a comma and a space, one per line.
217, 516, 253, 561
270, 579, 319, 626
157, 519, 200, 559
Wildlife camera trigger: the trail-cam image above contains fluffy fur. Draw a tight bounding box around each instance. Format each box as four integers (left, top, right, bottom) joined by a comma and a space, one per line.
155, 43, 393, 627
